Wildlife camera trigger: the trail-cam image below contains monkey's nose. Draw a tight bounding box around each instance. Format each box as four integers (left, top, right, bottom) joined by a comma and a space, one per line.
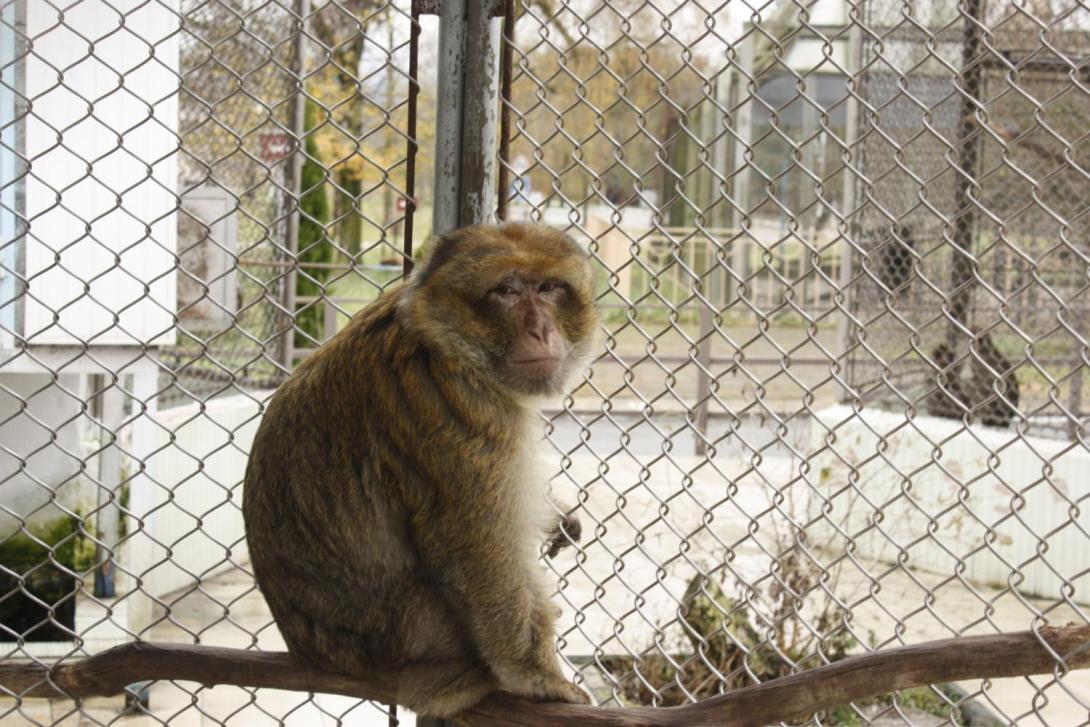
524, 310, 556, 343
526, 323, 550, 343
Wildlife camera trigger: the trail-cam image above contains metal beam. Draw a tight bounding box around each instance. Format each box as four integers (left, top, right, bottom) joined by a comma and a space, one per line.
431, 0, 502, 235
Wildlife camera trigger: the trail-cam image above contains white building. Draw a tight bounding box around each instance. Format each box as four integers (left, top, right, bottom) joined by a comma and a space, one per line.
0, 0, 247, 650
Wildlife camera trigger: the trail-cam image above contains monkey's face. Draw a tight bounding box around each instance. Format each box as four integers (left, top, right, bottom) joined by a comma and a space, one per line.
406, 223, 599, 398
484, 269, 599, 395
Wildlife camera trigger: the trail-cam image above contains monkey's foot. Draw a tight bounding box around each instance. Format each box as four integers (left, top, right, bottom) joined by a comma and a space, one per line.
536, 677, 591, 706
502, 670, 591, 706
396, 661, 497, 719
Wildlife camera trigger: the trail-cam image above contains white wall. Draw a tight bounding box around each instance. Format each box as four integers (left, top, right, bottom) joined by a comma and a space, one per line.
21, 0, 179, 346
807, 0, 849, 26
0, 373, 95, 537
127, 394, 264, 619
808, 405, 1090, 604
783, 37, 849, 70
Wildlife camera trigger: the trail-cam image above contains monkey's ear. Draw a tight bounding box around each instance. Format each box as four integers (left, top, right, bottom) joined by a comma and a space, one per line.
413, 232, 463, 286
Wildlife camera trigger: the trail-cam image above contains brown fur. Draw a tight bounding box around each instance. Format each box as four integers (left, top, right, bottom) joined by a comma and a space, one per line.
243, 223, 598, 717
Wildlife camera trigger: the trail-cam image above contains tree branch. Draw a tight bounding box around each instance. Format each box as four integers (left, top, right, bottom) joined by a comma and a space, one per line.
1, 626, 1087, 726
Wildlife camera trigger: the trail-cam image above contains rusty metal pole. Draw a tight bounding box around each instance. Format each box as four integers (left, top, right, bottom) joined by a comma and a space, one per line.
403, 2, 422, 277
432, 0, 501, 236
432, 0, 467, 237
459, 1, 501, 226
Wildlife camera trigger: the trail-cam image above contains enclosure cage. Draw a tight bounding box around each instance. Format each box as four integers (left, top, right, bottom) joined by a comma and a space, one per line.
0, 0, 1089, 725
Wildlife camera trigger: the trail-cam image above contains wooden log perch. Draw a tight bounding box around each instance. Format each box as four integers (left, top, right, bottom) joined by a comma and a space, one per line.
1, 626, 1088, 726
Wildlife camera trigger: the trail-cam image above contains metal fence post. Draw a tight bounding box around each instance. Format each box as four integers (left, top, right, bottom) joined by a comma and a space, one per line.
730, 31, 754, 278
694, 305, 714, 456
432, 0, 501, 236
947, 0, 985, 341
281, 0, 310, 371
836, 6, 863, 399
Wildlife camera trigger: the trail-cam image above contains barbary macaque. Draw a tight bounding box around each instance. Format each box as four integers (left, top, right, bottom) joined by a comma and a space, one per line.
243, 223, 597, 717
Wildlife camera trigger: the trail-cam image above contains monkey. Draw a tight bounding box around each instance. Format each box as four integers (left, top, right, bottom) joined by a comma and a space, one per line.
925, 335, 1021, 428
926, 342, 970, 420
242, 223, 597, 718
970, 331, 1021, 428
875, 225, 916, 293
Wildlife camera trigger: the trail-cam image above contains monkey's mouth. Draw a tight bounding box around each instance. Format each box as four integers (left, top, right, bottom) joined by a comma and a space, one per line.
509, 356, 562, 381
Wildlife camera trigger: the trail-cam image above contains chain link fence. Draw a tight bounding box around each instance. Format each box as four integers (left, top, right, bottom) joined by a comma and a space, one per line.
1, 0, 1088, 724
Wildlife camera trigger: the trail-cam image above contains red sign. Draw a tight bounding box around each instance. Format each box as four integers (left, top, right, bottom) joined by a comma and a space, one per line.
258, 133, 293, 162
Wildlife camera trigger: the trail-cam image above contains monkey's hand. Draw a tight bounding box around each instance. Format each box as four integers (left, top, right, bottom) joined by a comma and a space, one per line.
545, 512, 582, 559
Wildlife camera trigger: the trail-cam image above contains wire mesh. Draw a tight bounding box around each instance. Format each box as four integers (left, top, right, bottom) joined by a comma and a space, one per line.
0, 0, 1088, 725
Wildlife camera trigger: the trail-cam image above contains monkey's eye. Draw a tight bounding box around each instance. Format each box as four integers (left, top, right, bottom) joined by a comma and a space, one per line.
538, 281, 565, 294
491, 283, 519, 299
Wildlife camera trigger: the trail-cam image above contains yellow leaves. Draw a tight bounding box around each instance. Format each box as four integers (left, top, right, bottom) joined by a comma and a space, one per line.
303, 64, 412, 184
